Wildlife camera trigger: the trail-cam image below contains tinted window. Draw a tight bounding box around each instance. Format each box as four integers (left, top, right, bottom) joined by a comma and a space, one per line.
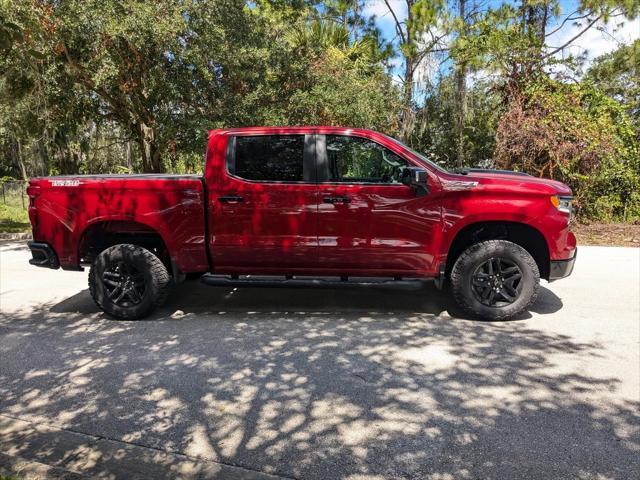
232, 135, 304, 182
327, 135, 408, 183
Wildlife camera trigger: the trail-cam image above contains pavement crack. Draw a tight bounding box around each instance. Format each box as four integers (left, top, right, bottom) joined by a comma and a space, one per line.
0, 412, 297, 480
353, 373, 369, 382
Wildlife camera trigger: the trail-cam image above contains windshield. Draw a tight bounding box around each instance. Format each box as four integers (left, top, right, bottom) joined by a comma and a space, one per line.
381, 134, 449, 173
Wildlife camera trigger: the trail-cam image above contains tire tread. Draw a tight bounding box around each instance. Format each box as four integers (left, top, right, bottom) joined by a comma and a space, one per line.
450, 240, 539, 320
88, 244, 171, 319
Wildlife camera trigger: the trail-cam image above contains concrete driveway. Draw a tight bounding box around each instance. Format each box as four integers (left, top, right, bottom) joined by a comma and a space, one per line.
1, 241, 638, 480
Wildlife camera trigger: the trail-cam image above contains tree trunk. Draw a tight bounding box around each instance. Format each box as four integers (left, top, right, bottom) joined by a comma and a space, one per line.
455, 0, 468, 168
385, 0, 418, 141
399, 0, 415, 142
455, 66, 467, 167
139, 122, 163, 173
17, 140, 28, 181
36, 138, 48, 176
151, 147, 163, 173
399, 57, 415, 141
126, 140, 133, 173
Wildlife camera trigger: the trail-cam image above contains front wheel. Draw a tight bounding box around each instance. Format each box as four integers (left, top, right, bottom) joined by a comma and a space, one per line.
89, 244, 171, 319
450, 240, 540, 320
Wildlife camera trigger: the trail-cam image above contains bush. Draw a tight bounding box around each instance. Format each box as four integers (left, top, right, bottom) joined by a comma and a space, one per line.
494, 78, 639, 221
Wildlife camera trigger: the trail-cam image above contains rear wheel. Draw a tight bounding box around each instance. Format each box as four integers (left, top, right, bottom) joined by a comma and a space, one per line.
450, 240, 539, 320
89, 244, 171, 319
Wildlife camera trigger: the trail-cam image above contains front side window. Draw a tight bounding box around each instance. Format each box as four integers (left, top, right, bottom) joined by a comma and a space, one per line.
326, 135, 409, 184
231, 135, 304, 182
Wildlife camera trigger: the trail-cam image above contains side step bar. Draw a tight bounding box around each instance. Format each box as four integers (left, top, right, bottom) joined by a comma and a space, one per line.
200, 275, 429, 290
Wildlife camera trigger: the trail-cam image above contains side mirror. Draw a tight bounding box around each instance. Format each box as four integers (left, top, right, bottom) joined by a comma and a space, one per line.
401, 167, 429, 196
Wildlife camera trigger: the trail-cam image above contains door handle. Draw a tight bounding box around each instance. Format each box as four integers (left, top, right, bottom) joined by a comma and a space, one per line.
323, 196, 350, 204
218, 195, 244, 203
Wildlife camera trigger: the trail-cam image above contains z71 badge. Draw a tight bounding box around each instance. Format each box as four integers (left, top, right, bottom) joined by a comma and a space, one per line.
50, 179, 80, 187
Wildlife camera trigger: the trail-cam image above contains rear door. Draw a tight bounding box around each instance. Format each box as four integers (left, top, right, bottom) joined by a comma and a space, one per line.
315, 133, 440, 275
209, 132, 318, 271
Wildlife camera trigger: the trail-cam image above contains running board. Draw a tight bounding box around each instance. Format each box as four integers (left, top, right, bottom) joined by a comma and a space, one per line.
200, 274, 429, 290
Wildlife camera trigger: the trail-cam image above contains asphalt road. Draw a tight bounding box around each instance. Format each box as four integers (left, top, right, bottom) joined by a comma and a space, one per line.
1, 241, 639, 480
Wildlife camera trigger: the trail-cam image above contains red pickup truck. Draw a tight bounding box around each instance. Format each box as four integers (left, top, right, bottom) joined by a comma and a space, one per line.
26, 126, 576, 320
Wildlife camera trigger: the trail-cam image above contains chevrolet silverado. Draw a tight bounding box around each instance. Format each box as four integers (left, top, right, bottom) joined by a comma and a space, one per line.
26, 127, 577, 320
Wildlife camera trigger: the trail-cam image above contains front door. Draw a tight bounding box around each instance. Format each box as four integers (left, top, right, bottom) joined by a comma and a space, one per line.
315, 133, 440, 275
209, 133, 318, 271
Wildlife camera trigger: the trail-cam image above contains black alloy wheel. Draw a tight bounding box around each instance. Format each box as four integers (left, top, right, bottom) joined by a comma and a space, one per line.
470, 257, 523, 307
102, 261, 147, 307
450, 240, 540, 321
89, 244, 171, 319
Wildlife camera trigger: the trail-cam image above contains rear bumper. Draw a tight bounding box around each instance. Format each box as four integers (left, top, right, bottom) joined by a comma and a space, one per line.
549, 248, 576, 281
27, 241, 59, 269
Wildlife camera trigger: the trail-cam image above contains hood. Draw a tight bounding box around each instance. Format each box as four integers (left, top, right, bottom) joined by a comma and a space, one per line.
446, 168, 572, 196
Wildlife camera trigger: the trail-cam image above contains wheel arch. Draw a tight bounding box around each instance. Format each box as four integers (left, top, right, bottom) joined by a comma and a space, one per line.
78, 220, 172, 272
445, 221, 551, 280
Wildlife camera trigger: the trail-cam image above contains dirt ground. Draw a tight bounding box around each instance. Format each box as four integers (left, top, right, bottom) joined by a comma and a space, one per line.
573, 222, 640, 247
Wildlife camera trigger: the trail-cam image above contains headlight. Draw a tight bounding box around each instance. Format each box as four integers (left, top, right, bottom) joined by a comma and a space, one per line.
551, 195, 574, 217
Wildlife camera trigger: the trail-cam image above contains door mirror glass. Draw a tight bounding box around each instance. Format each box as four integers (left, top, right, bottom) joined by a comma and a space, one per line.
401, 167, 429, 196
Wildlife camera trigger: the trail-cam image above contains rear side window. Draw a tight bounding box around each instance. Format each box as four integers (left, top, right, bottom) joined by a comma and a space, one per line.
230, 135, 304, 182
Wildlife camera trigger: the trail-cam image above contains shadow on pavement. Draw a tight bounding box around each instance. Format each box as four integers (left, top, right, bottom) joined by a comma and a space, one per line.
48, 279, 564, 321
0, 240, 31, 252
4, 282, 634, 480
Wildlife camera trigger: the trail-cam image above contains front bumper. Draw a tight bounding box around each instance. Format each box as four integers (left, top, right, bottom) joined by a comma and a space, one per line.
27, 241, 59, 269
548, 248, 577, 281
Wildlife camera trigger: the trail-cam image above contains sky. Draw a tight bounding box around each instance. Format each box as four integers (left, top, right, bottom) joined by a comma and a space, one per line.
362, 0, 640, 84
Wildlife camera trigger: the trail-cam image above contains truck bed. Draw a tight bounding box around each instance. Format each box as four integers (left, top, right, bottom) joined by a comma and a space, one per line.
27, 174, 209, 273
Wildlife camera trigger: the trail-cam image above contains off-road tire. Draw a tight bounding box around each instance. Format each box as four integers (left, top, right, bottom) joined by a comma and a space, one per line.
89, 244, 171, 319
450, 240, 540, 320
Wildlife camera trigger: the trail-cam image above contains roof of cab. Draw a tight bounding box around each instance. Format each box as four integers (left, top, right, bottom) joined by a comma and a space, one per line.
208, 126, 375, 137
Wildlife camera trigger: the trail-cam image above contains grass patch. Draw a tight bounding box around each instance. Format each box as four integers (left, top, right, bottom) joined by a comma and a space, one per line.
0, 203, 30, 233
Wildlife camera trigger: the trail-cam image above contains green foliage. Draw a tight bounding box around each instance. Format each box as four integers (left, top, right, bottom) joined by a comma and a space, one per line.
585, 39, 639, 122
272, 47, 400, 129
409, 77, 501, 166
0, 0, 399, 175
0, 17, 22, 52
494, 77, 640, 221
41, 0, 270, 172
249, 3, 399, 129
405, 0, 447, 59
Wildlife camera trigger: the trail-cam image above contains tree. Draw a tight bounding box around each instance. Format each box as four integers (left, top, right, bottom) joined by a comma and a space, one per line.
410, 75, 500, 167
18, 0, 269, 172
457, 0, 639, 94
585, 39, 639, 122
254, 3, 400, 129
454, 0, 469, 167
381, 0, 449, 140
494, 78, 640, 220
1, 0, 402, 175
